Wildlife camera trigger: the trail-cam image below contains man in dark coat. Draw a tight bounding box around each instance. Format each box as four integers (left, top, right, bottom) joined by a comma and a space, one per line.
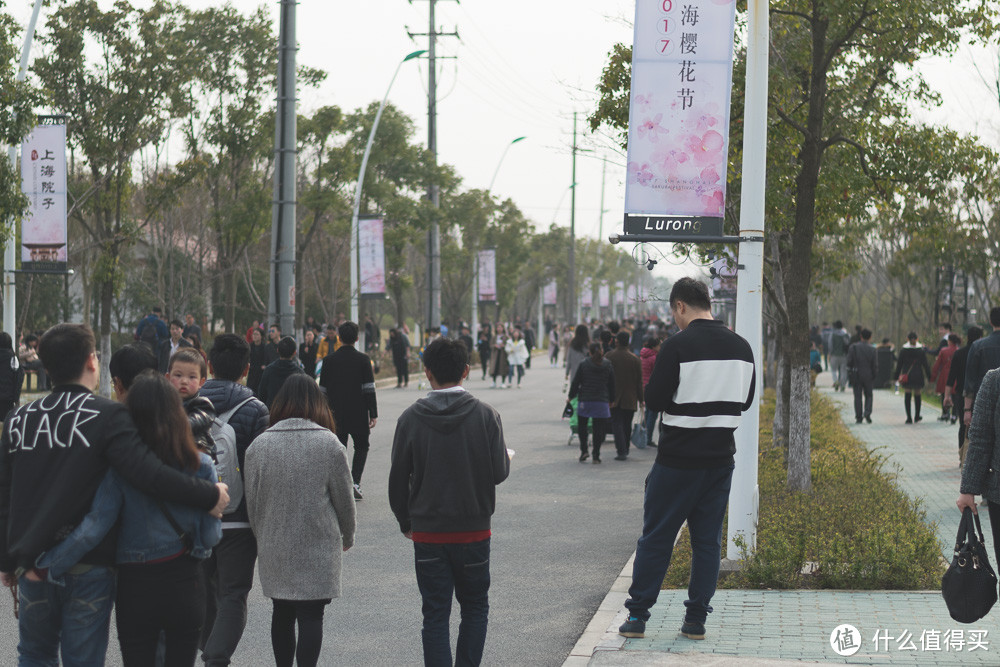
319, 321, 378, 500
264, 323, 281, 366
846, 329, 878, 424
606, 331, 643, 460
257, 336, 305, 407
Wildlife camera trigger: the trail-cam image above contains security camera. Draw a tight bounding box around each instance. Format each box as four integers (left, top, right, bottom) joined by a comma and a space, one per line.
646, 258, 658, 271
609, 233, 620, 245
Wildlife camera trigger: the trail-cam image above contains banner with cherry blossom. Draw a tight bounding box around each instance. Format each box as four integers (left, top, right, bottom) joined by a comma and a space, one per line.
359, 218, 387, 296
477, 249, 497, 303
624, 0, 737, 223
543, 280, 558, 306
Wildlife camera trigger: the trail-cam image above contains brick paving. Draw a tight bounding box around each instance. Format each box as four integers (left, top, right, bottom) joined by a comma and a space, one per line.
568, 373, 998, 666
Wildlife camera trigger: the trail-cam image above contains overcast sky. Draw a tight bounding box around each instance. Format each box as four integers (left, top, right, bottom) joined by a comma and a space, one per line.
8, 0, 997, 281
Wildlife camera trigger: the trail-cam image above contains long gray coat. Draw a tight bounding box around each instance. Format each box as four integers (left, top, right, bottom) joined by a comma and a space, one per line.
245, 418, 356, 600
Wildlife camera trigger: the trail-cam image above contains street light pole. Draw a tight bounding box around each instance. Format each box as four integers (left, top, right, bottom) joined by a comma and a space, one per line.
474, 136, 526, 330
3, 0, 45, 336
349, 50, 426, 331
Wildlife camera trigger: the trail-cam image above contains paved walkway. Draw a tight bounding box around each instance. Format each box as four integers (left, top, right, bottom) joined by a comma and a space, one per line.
569, 372, 997, 666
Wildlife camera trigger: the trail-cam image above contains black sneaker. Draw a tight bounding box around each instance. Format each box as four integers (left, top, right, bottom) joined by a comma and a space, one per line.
592, 456, 601, 464
579, 452, 589, 463
619, 616, 646, 638
865, 416, 872, 424
614, 454, 628, 461
680, 620, 706, 640
353, 484, 363, 501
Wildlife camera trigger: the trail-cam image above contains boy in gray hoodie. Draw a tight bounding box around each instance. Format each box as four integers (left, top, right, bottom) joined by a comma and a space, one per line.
389, 337, 510, 666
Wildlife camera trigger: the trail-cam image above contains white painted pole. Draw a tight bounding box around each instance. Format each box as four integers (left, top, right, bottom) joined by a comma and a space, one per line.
4, 0, 45, 336
728, 0, 769, 561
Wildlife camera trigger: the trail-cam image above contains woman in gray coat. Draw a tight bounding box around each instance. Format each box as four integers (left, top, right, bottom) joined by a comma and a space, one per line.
244, 375, 357, 667
958, 367, 1000, 567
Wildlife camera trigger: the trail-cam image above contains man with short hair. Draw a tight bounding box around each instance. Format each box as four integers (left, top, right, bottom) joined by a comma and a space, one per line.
619, 277, 755, 641
607, 331, 644, 461
964, 307, 1000, 427
183, 313, 202, 341
319, 322, 378, 500
264, 323, 281, 365
828, 320, 851, 391
389, 338, 510, 666
0, 324, 228, 665
200, 334, 270, 666
847, 329, 878, 424
257, 336, 305, 408
158, 318, 193, 373
110, 343, 158, 398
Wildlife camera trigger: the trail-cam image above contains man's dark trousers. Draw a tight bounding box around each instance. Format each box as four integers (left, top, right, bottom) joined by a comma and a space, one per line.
202, 528, 257, 666
610, 407, 636, 457
336, 426, 371, 485
853, 379, 873, 421
625, 463, 734, 625
414, 538, 491, 667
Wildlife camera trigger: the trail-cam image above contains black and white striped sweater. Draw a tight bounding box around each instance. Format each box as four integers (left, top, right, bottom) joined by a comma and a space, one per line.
645, 319, 756, 469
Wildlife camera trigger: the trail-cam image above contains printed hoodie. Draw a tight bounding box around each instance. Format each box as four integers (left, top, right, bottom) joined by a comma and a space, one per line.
388, 390, 510, 534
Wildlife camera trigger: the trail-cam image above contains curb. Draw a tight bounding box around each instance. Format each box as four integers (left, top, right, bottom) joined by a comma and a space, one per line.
563, 552, 635, 665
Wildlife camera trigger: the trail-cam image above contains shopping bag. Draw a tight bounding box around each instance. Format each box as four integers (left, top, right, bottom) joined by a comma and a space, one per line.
942, 508, 998, 623
631, 408, 647, 449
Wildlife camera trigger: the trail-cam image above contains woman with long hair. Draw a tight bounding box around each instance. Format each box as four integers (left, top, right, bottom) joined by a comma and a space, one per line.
37, 372, 221, 666
567, 342, 616, 463
894, 331, 932, 424
565, 324, 591, 387
244, 375, 356, 667
505, 327, 529, 388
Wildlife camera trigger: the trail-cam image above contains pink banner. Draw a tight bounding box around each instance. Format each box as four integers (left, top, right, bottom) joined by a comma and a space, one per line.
478, 249, 497, 302
624, 0, 738, 219
359, 218, 386, 296
543, 280, 558, 306
581, 278, 593, 308
599, 283, 610, 308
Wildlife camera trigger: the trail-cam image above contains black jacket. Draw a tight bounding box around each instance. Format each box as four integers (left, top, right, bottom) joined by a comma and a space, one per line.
319, 346, 378, 433
157, 337, 192, 373
0, 349, 23, 415
299, 342, 318, 377
389, 390, 509, 534
846, 342, 878, 385
199, 380, 269, 526
247, 343, 268, 393
0, 386, 219, 572
895, 344, 931, 389
568, 357, 615, 404
257, 359, 305, 407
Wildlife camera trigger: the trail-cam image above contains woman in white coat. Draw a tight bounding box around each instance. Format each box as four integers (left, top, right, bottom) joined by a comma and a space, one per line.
505, 327, 529, 388
244, 374, 357, 667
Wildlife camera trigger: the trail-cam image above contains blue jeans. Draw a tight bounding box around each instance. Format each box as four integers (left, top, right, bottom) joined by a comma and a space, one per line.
17, 566, 116, 667
625, 463, 734, 625
644, 409, 659, 447
414, 539, 491, 667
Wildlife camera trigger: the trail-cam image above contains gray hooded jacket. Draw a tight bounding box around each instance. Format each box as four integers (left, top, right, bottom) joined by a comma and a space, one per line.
389, 390, 510, 534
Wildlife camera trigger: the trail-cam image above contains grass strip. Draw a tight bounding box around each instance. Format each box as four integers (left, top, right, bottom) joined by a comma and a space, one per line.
661, 389, 944, 590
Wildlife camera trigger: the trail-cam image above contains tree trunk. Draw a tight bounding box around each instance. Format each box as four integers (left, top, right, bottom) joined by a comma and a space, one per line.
786, 363, 812, 491
99, 279, 114, 398
225, 268, 238, 333
773, 346, 787, 450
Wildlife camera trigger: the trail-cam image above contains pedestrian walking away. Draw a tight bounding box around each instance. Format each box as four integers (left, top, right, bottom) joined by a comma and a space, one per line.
894, 332, 931, 424
567, 342, 615, 464
564, 324, 590, 388
957, 365, 1000, 568
607, 331, 644, 460
846, 328, 877, 424
319, 321, 378, 500
619, 277, 755, 642
244, 375, 356, 667
0, 324, 227, 666
931, 333, 961, 422
36, 373, 222, 667
946, 326, 982, 465
199, 333, 270, 667
640, 336, 662, 448
388, 337, 510, 667
963, 307, 1000, 429
828, 320, 850, 391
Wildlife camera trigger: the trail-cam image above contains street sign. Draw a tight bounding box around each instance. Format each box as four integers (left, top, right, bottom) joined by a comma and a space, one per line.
623, 215, 723, 238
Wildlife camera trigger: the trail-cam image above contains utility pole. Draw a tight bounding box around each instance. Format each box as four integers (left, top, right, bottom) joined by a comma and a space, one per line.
568, 112, 578, 324
409, 0, 457, 333
268, 0, 296, 335
598, 155, 608, 241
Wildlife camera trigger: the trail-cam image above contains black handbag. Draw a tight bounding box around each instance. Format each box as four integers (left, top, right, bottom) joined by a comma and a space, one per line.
942, 508, 997, 623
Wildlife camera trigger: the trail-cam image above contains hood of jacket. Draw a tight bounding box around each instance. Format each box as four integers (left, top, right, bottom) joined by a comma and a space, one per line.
200, 378, 255, 413
640, 347, 658, 361
409, 390, 480, 435
902, 341, 922, 349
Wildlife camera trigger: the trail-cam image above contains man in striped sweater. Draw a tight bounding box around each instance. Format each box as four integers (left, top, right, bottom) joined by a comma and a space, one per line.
619, 277, 755, 641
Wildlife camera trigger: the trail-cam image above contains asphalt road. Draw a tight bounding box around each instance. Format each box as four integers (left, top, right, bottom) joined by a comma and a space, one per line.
0, 358, 654, 666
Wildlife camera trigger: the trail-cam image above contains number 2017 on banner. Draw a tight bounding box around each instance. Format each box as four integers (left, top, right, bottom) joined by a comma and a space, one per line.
658, 0, 676, 55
